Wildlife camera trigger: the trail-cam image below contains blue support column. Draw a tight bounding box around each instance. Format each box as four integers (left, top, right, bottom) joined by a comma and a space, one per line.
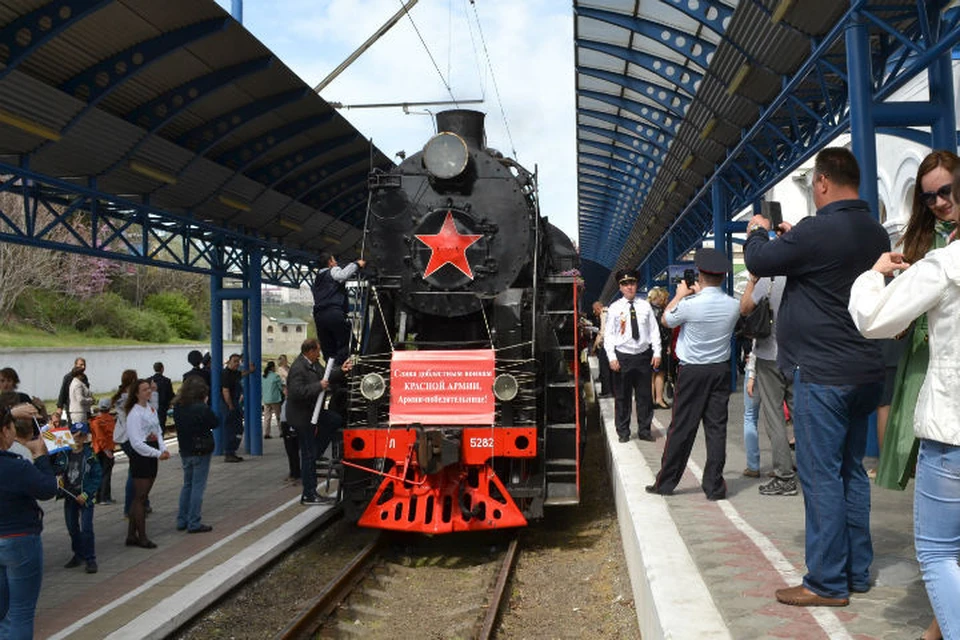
666, 234, 676, 296
245, 249, 263, 456
929, 51, 957, 153
642, 262, 651, 291
846, 12, 879, 216
232, 0, 243, 23
210, 275, 224, 455
712, 182, 736, 389
848, 11, 882, 457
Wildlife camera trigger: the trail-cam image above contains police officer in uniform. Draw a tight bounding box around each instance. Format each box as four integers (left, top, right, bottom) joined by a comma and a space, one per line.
646, 248, 740, 500
604, 270, 661, 443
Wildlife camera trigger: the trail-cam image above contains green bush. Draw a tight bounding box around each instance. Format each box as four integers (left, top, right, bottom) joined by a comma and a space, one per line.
145, 291, 204, 339
13, 289, 85, 332
78, 292, 172, 342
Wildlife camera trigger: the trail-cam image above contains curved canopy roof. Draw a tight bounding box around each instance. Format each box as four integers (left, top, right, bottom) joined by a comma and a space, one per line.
575, 0, 958, 302
0, 0, 392, 260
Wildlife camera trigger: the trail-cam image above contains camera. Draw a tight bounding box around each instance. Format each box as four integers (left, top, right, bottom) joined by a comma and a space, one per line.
683, 268, 697, 288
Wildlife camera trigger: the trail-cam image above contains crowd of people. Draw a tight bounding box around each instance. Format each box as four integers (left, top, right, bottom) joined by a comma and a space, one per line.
592, 147, 959, 640
0, 341, 348, 638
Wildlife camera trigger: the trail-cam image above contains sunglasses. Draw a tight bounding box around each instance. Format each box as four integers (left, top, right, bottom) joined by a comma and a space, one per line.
920, 184, 953, 208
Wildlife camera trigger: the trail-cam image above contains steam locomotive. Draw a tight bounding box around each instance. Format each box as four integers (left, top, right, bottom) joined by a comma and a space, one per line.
340, 110, 582, 534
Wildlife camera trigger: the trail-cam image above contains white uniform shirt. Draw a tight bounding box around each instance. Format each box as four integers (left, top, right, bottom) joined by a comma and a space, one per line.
849, 243, 960, 446
604, 296, 662, 362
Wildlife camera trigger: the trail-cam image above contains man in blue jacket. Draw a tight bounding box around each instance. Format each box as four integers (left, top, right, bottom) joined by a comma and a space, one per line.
744, 147, 888, 608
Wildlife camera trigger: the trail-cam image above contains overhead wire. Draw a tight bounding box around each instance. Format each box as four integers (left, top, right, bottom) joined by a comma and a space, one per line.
469, 0, 518, 159
461, 0, 486, 99
397, 0, 459, 106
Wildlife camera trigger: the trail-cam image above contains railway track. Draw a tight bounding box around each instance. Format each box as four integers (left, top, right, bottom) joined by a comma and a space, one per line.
277, 534, 520, 640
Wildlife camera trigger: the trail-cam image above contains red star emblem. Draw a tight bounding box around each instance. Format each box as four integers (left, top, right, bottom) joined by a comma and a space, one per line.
415, 211, 482, 279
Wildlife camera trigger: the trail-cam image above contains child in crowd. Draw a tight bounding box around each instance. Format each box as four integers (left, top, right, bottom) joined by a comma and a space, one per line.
89, 398, 116, 504
52, 423, 102, 574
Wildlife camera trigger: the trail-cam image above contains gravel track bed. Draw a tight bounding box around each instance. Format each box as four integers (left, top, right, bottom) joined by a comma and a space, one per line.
176, 402, 639, 639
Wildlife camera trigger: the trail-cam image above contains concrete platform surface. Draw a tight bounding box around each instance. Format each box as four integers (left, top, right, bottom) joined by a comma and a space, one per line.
603, 382, 933, 640
32, 437, 335, 639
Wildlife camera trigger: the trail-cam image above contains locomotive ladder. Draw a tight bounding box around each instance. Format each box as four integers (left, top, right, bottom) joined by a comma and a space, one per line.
542, 275, 582, 506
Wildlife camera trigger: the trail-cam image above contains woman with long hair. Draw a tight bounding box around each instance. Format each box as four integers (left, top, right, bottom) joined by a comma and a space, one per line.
123, 379, 170, 548
173, 376, 216, 533
848, 167, 960, 640
646, 287, 671, 409
261, 361, 284, 439
878, 150, 960, 496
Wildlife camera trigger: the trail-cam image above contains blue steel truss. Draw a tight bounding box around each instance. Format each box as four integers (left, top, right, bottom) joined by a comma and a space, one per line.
0, 162, 317, 287
0, 0, 112, 82
576, 0, 960, 303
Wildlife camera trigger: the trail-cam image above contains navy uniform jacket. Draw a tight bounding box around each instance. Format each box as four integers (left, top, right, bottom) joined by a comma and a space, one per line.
744, 199, 889, 384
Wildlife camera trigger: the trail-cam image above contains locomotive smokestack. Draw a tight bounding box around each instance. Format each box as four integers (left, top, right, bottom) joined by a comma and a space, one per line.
436, 110, 485, 149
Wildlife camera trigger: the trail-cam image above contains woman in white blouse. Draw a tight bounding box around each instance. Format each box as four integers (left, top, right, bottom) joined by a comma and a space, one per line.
849, 200, 960, 640
122, 379, 170, 549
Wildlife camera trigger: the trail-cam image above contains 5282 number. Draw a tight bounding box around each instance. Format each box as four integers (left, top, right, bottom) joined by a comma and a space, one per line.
469, 437, 494, 449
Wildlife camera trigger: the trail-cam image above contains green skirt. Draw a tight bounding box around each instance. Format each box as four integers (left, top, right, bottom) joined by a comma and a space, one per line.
875, 320, 928, 491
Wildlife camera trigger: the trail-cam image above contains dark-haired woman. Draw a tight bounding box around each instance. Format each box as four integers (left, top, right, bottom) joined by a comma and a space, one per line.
879, 150, 960, 494
0, 406, 57, 639
262, 361, 284, 439
124, 380, 170, 548
173, 376, 216, 534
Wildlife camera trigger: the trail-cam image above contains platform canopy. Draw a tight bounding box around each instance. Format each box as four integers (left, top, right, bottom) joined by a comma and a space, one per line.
575, 0, 960, 302
0, 0, 393, 271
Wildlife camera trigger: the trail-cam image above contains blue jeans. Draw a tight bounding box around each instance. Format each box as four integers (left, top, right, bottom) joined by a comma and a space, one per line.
178, 454, 212, 531
63, 500, 96, 562
0, 534, 44, 640
792, 368, 882, 598
914, 439, 960, 639
743, 370, 760, 472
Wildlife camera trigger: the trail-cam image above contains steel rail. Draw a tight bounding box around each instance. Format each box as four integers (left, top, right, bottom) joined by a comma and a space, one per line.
274, 536, 384, 640
478, 536, 520, 640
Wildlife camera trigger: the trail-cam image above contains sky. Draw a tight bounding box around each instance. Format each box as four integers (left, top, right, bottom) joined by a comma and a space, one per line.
213, 0, 578, 242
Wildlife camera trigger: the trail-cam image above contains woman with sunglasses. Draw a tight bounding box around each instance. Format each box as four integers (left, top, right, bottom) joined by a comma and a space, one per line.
848, 166, 960, 640
0, 406, 58, 639
878, 151, 960, 488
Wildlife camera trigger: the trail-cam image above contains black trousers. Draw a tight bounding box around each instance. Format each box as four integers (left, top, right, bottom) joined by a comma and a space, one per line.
653, 361, 731, 499
613, 349, 653, 438
596, 346, 612, 395
313, 306, 350, 364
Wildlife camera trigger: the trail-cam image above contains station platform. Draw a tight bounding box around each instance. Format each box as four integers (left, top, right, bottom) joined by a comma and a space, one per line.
33, 438, 336, 640
602, 380, 935, 640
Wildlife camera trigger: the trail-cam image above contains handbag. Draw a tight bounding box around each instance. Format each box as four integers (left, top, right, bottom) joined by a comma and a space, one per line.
736, 287, 773, 340
192, 429, 215, 456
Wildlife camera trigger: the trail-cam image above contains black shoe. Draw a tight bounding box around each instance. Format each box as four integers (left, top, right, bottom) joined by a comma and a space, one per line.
224, 454, 244, 463
706, 493, 726, 501
637, 432, 656, 442
618, 434, 630, 443
86, 561, 98, 574
264, 434, 272, 439
64, 556, 82, 569
125, 537, 139, 547
188, 524, 213, 533
300, 495, 334, 505
98, 499, 114, 505
645, 484, 673, 496
137, 539, 157, 549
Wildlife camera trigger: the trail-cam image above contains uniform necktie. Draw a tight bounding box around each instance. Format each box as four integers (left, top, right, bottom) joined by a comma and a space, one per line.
629, 300, 640, 340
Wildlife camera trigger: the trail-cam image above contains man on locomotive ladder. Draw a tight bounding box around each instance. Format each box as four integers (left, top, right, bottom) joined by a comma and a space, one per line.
311, 252, 365, 365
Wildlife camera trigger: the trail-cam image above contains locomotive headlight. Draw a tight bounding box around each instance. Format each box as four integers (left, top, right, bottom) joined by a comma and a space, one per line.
422, 132, 469, 179
360, 373, 386, 401
493, 374, 518, 402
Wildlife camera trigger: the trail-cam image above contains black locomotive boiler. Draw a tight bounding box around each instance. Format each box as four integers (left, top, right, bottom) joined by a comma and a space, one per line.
341, 110, 583, 533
